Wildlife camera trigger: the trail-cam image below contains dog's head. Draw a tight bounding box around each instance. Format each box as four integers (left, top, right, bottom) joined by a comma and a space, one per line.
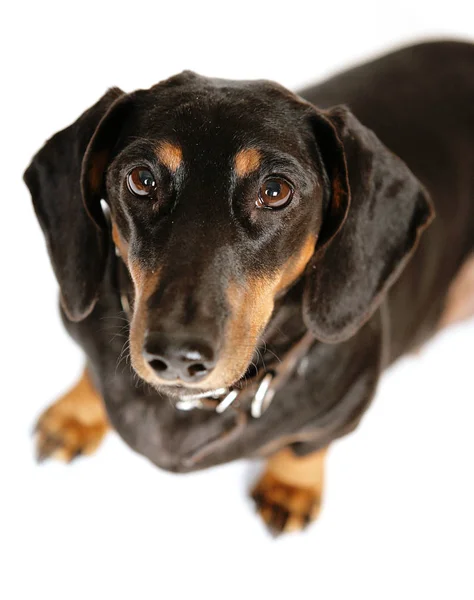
24, 72, 433, 396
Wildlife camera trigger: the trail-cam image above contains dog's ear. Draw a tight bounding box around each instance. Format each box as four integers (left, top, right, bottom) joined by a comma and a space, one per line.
303, 106, 434, 343
24, 88, 131, 321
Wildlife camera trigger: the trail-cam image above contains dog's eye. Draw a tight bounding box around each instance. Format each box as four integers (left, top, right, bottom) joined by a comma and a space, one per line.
257, 177, 294, 209
127, 167, 156, 197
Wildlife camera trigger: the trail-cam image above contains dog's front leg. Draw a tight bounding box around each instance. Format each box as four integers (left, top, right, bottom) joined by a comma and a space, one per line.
251, 447, 327, 535
35, 368, 109, 463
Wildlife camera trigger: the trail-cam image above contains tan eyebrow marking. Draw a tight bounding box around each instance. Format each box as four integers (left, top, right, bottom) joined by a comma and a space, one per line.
156, 141, 183, 172
234, 148, 262, 178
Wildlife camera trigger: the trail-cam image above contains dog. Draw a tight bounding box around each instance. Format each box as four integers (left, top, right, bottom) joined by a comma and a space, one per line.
24, 40, 474, 535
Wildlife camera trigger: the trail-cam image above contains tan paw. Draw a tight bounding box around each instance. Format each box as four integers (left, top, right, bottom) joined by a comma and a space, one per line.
251, 471, 322, 535
34, 370, 109, 463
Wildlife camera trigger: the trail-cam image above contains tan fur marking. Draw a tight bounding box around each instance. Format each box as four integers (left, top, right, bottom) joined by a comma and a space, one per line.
439, 255, 474, 328
252, 447, 327, 534
128, 263, 162, 384
266, 447, 327, 488
112, 222, 129, 263
110, 221, 177, 388
234, 148, 262, 178
156, 141, 183, 172
331, 170, 347, 213
35, 369, 109, 463
276, 234, 317, 293
206, 276, 276, 388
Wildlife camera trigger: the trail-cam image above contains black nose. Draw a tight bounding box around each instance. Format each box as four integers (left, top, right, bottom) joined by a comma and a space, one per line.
143, 331, 216, 383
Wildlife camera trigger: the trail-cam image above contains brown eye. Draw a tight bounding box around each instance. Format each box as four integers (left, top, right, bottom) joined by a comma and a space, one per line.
127, 167, 156, 197
257, 177, 294, 209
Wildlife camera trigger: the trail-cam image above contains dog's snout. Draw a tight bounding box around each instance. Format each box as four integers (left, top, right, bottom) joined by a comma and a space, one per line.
143, 331, 216, 383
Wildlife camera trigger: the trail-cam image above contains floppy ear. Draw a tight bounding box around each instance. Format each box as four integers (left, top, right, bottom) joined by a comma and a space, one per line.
23, 87, 129, 321
303, 106, 434, 343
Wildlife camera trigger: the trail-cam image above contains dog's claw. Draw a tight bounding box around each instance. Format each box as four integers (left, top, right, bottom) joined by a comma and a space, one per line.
251, 472, 321, 536
36, 433, 62, 463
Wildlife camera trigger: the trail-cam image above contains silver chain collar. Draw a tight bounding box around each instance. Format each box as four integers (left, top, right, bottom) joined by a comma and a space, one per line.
174, 371, 275, 419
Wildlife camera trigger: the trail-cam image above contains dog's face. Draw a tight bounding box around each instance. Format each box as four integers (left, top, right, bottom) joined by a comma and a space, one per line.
24, 72, 433, 398
100, 74, 324, 394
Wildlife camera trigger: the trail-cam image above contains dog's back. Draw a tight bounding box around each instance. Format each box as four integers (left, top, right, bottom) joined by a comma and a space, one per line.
301, 40, 474, 359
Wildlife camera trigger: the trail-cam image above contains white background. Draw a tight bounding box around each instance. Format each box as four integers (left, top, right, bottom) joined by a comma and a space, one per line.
2, 1, 474, 599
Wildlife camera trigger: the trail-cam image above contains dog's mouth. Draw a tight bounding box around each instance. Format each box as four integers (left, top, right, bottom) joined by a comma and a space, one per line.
158, 360, 261, 401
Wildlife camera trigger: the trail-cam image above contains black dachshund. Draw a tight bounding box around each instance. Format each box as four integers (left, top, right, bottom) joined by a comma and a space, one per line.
24, 40, 474, 534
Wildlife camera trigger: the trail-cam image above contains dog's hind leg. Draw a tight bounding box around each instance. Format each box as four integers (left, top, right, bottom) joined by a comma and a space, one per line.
251, 447, 327, 535
34, 368, 109, 463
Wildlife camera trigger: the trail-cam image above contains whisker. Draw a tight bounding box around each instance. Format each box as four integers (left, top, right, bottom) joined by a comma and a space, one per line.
264, 348, 282, 363
115, 339, 131, 375
99, 315, 130, 322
